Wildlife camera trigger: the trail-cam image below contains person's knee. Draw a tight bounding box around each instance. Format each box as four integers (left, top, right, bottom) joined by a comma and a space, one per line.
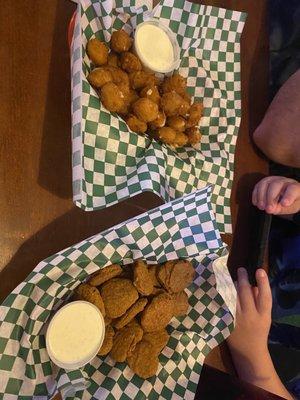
253, 126, 300, 168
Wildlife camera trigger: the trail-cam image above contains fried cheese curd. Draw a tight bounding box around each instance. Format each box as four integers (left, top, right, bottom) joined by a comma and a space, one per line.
86, 30, 203, 147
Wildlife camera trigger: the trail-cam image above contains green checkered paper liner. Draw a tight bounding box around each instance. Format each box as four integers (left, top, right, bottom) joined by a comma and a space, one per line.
0, 186, 236, 399
71, 0, 246, 234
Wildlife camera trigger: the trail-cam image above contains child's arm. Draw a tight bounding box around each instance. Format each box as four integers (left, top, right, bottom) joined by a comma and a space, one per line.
227, 268, 294, 400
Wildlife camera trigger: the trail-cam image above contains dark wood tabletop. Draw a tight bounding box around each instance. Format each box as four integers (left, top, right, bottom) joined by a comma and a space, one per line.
0, 0, 278, 399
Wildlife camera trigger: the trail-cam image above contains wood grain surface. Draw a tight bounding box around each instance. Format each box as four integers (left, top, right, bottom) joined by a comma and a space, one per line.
0, 0, 274, 398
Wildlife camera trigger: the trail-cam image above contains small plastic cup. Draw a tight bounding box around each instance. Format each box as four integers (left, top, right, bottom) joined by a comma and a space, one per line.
46, 301, 105, 370
134, 19, 180, 77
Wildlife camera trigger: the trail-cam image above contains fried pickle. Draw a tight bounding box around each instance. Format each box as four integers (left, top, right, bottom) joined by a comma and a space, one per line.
171, 291, 189, 316
157, 260, 195, 293
143, 329, 169, 354
127, 341, 159, 379
98, 325, 115, 356
110, 320, 143, 362
141, 292, 174, 332
114, 298, 148, 330
148, 265, 160, 288
89, 264, 122, 286
74, 283, 106, 317
133, 259, 154, 296
101, 278, 139, 318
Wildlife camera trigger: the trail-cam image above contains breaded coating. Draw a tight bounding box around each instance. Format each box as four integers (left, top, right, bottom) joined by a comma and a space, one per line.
101, 278, 139, 318
87, 67, 112, 89
157, 260, 195, 293
74, 283, 106, 317
107, 52, 119, 68
87, 38, 109, 66
104, 316, 112, 326
186, 102, 203, 128
120, 52, 142, 73
182, 91, 192, 105
161, 91, 190, 117
140, 85, 160, 105
101, 82, 125, 113
171, 291, 189, 316
167, 116, 186, 132
127, 341, 159, 379
157, 126, 176, 145
143, 329, 169, 354
132, 98, 159, 123
111, 29, 132, 53
186, 127, 202, 145
149, 111, 166, 130
108, 67, 130, 87
119, 87, 139, 115
126, 115, 147, 134
89, 264, 122, 286
98, 325, 115, 356
162, 73, 187, 96
148, 265, 160, 288
140, 292, 174, 332
119, 263, 133, 279
114, 298, 148, 330
133, 260, 154, 296
173, 132, 189, 148
151, 287, 166, 296
129, 71, 158, 90
110, 320, 143, 362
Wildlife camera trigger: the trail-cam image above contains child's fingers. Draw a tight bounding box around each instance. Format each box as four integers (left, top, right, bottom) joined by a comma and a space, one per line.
255, 269, 272, 314
237, 268, 255, 311
255, 180, 269, 210
265, 180, 285, 213
252, 185, 258, 206
234, 281, 242, 314
280, 183, 300, 207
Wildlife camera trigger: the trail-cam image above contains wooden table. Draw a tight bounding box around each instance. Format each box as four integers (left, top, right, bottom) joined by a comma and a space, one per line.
0, 0, 275, 398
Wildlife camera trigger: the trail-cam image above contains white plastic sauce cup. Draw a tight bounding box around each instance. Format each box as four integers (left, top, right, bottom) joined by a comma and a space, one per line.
134, 19, 180, 77
46, 301, 105, 370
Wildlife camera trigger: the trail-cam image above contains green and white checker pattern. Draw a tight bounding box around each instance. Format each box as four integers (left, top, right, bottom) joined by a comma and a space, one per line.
71, 0, 246, 234
0, 186, 236, 399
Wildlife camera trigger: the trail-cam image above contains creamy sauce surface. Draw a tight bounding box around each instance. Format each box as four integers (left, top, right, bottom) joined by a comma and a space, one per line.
136, 24, 174, 71
47, 302, 103, 364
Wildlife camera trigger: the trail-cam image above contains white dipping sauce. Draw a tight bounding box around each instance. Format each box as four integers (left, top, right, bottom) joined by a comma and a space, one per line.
135, 24, 174, 72
46, 301, 104, 368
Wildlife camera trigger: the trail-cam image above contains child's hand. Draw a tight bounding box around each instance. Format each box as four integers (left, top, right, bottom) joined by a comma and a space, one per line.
227, 268, 272, 357
252, 176, 300, 215
227, 269, 294, 399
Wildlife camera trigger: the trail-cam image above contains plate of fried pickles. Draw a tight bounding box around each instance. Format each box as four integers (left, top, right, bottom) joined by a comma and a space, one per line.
74, 259, 195, 379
